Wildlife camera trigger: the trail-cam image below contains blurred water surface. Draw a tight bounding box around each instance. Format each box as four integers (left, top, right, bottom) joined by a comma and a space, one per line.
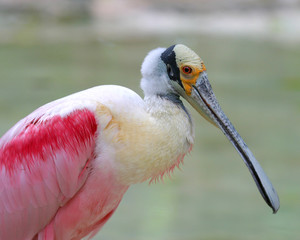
0, 1, 299, 239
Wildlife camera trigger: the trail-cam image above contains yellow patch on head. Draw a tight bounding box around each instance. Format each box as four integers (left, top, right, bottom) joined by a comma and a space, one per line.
174, 44, 206, 95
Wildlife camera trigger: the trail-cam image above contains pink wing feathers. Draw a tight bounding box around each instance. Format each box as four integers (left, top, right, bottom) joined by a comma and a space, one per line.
0, 106, 98, 240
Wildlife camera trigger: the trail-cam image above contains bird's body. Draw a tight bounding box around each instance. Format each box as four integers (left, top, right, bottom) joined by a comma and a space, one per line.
0, 44, 279, 240
0, 85, 193, 239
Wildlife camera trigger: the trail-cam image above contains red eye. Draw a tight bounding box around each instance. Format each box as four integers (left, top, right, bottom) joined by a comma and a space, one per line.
182, 66, 192, 74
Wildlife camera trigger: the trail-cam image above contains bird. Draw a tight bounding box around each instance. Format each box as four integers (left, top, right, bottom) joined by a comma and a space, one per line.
0, 44, 279, 240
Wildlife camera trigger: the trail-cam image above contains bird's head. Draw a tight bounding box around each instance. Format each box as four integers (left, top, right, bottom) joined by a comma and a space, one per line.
141, 44, 215, 126
141, 44, 280, 213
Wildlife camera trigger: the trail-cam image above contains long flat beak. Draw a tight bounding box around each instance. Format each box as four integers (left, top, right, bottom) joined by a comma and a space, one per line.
184, 71, 280, 213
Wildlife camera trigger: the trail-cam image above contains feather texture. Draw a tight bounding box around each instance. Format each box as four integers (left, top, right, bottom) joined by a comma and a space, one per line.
0, 108, 97, 239
0, 84, 194, 239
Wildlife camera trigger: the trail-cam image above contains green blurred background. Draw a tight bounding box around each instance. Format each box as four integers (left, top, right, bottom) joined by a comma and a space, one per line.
0, 0, 299, 239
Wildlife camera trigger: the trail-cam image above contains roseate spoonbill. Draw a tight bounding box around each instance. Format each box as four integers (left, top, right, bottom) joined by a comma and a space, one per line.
0, 44, 279, 240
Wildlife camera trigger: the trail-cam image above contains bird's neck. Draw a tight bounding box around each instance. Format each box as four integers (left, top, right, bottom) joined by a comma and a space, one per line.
111, 94, 194, 185
151, 93, 192, 123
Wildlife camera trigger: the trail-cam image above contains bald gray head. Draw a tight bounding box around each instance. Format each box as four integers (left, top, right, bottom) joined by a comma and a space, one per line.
140, 44, 205, 97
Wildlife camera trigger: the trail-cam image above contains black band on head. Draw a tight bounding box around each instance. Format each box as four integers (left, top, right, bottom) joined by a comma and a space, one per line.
161, 45, 183, 88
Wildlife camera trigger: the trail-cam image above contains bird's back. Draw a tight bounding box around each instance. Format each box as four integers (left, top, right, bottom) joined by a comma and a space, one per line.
0, 85, 138, 239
